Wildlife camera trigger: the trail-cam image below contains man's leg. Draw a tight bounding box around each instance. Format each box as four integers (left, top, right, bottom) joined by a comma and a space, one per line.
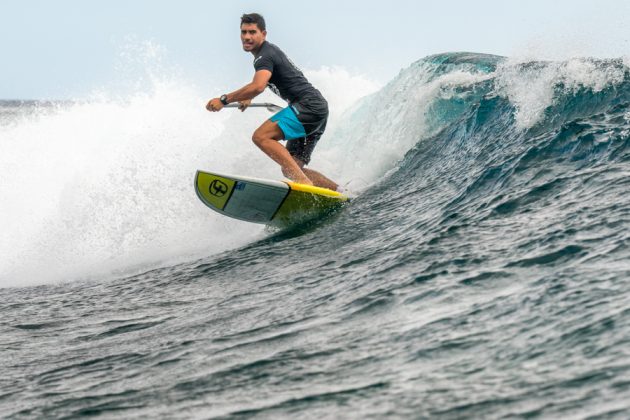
252, 120, 313, 185
292, 157, 339, 191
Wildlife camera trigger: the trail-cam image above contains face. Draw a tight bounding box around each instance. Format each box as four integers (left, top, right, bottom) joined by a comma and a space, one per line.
240, 23, 266, 52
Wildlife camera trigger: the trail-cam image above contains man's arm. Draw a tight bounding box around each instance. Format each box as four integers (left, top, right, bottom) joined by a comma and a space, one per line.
206, 70, 272, 112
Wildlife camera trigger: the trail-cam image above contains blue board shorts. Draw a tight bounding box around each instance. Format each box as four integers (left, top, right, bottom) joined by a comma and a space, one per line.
270, 97, 328, 165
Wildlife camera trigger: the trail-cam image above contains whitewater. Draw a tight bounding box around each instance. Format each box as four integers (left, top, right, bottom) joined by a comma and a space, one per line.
1, 52, 630, 418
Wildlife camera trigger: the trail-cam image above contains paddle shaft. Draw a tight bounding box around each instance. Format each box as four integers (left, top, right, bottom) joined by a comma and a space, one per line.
224, 102, 283, 112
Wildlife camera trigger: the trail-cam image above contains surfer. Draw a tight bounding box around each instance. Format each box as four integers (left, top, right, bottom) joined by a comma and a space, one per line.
206, 13, 338, 191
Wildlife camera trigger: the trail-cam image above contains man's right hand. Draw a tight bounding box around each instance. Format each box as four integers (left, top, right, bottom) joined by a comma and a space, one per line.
206, 98, 224, 112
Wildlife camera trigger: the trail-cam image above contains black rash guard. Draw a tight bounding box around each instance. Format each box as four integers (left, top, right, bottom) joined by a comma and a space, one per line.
253, 41, 326, 106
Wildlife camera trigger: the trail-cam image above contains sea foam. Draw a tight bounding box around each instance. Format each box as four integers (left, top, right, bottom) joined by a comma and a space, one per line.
0, 56, 378, 287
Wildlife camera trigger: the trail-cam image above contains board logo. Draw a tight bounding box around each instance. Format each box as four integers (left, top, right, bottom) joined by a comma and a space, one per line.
209, 179, 228, 197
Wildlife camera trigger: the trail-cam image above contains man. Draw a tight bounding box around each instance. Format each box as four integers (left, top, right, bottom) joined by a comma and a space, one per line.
206, 13, 338, 191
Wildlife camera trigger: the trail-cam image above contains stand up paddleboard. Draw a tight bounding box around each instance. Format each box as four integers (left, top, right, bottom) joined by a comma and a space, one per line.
195, 170, 348, 228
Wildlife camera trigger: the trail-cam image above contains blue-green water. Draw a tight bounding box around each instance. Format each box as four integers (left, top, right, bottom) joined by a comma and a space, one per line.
1, 53, 630, 418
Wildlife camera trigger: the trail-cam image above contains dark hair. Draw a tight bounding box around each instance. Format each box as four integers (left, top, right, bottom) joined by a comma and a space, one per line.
240, 13, 266, 31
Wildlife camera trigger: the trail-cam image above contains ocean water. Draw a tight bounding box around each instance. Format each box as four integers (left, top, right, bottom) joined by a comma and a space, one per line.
1, 52, 630, 418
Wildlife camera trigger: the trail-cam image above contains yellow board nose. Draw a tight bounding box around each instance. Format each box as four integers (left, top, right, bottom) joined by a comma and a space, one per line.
195, 172, 236, 211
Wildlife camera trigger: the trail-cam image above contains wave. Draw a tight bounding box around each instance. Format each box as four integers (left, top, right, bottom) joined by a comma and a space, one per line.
331, 52, 629, 287
332, 53, 629, 183
2, 51, 629, 420
2, 51, 629, 288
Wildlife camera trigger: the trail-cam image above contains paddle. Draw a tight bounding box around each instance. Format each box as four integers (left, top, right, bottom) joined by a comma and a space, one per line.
224, 102, 283, 113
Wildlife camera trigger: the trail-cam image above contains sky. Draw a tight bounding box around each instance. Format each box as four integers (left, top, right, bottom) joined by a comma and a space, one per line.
1, 0, 629, 99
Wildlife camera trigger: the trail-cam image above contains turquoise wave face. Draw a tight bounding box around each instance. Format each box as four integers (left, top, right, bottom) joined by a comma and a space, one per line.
332, 51, 629, 184
346, 53, 629, 270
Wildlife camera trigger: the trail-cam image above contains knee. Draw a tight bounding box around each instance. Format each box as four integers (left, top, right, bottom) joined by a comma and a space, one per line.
252, 131, 263, 147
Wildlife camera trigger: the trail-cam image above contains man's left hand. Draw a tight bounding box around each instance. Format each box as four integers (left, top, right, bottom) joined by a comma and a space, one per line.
238, 99, 252, 112
206, 98, 224, 112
